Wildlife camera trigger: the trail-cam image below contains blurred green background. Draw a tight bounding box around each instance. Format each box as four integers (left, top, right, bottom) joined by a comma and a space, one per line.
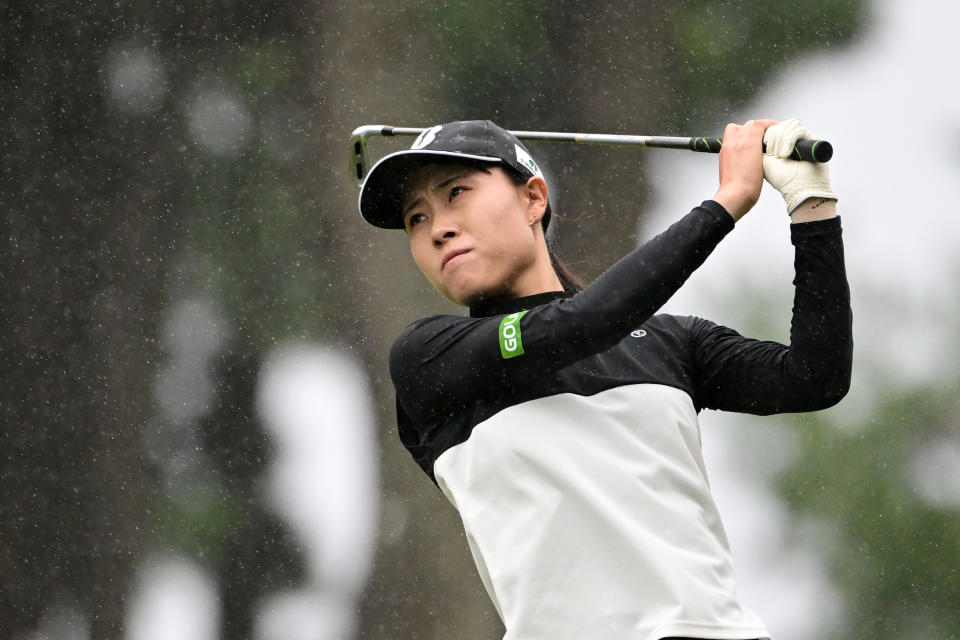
3, 1, 959, 639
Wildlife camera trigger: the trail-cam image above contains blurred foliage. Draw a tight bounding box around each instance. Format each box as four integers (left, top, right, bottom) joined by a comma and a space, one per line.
780, 384, 960, 638
425, 0, 866, 133
667, 0, 865, 128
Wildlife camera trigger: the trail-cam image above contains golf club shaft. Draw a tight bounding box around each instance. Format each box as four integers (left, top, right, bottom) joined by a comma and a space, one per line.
350, 125, 833, 188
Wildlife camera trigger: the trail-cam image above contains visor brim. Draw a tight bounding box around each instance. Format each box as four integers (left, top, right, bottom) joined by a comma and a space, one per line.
358, 149, 502, 229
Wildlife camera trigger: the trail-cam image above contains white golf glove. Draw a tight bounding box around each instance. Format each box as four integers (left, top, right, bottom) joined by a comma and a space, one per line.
763, 118, 837, 214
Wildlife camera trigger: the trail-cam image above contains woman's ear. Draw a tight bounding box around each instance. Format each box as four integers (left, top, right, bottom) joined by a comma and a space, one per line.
524, 176, 549, 221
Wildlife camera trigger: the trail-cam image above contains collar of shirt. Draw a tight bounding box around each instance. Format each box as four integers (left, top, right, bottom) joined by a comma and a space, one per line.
469, 289, 573, 318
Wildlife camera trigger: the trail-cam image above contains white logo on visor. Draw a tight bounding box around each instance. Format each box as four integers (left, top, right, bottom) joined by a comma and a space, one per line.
515, 144, 543, 177
412, 125, 442, 149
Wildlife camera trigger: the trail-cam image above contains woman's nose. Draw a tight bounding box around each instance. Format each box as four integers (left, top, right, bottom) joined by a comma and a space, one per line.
431, 215, 459, 246
432, 229, 457, 247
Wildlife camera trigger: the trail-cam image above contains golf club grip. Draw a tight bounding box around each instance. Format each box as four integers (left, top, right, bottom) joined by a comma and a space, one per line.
689, 137, 833, 163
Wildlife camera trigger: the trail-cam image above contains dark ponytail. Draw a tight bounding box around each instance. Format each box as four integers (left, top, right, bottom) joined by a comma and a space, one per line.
549, 251, 583, 292
543, 203, 584, 292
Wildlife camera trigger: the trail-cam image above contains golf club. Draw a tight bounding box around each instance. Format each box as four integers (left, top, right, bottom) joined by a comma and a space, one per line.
350, 125, 833, 189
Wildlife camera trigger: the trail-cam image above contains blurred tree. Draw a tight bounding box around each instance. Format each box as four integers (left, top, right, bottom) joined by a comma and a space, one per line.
1, 3, 184, 636
779, 383, 960, 639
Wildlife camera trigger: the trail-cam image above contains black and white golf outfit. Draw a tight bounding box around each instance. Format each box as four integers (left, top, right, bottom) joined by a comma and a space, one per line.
390, 200, 852, 640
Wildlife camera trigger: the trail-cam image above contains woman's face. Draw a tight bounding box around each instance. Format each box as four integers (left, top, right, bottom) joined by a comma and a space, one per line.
401, 163, 551, 306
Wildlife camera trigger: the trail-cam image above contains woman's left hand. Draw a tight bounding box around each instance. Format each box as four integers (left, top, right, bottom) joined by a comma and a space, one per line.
712, 119, 777, 221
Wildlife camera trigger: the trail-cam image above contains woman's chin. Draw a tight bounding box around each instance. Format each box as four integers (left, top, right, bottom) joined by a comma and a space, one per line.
445, 288, 479, 308
443, 282, 496, 308
438, 269, 513, 307
438, 274, 483, 307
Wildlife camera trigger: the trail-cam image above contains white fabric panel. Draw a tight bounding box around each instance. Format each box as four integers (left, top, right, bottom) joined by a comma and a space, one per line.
435, 384, 769, 640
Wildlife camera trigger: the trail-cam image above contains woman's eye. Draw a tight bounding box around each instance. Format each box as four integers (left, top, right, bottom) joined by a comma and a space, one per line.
406, 213, 426, 229
448, 186, 466, 201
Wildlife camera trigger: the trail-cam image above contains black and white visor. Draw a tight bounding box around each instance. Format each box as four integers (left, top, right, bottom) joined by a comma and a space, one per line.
358, 120, 544, 229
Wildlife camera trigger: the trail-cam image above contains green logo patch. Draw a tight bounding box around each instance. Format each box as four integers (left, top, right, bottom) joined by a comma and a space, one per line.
499, 311, 528, 359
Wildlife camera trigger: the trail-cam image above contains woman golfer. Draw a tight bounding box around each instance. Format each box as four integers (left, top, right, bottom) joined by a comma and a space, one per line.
358, 119, 851, 639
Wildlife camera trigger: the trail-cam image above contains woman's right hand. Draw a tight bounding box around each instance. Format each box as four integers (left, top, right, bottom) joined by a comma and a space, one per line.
712, 119, 777, 221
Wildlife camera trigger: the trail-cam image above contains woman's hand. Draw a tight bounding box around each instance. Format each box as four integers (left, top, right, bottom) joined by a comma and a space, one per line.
712, 119, 777, 221
762, 118, 838, 218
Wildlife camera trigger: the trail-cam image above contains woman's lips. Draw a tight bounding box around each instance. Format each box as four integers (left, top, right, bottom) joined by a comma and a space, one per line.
442, 249, 471, 269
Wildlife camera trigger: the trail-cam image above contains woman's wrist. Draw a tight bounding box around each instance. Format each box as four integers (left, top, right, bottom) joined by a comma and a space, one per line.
711, 187, 755, 222
790, 197, 837, 223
